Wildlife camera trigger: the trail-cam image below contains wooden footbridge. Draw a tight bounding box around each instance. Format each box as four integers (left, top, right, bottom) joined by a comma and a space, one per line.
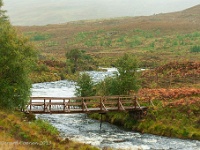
25, 95, 151, 114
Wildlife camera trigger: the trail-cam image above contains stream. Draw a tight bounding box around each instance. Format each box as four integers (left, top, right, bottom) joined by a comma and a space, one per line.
31, 69, 200, 150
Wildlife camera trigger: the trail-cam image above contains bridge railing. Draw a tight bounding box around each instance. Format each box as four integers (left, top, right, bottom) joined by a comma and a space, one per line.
26, 95, 145, 114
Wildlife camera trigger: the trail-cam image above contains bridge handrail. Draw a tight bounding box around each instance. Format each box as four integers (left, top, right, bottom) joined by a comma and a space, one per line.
26, 95, 148, 114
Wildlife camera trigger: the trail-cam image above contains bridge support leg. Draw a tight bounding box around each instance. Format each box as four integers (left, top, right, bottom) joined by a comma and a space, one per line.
99, 112, 106, 130
100, 114, 103, 129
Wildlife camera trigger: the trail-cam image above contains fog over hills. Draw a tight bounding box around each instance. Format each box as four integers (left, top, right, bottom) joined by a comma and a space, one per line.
3, 0, 200, 26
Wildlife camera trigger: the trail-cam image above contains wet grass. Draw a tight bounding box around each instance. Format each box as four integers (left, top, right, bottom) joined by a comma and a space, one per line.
89, 97, 200, 141
0, 110, 98, 150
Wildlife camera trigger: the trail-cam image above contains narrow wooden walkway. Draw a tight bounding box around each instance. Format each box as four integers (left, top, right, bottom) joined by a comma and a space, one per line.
25, 96, 149, 114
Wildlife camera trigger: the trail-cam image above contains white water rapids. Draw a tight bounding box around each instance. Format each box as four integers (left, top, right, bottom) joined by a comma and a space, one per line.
31, 69, 200, 150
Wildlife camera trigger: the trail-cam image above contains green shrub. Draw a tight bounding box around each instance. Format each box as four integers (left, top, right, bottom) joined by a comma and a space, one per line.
31, 33, 51, 41
35, 119, 59, 135
190, 45, 200, 52
75, 73, 95, 97
19, 132, 30, 141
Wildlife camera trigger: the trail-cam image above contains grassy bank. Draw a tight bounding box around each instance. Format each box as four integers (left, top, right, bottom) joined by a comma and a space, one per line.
0, 110, 98, 150
89, 89, 200, 141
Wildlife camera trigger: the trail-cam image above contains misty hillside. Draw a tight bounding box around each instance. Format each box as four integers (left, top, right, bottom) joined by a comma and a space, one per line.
16, 5, 200, 67
150, 4, 200, 23
4, 0, 200, 26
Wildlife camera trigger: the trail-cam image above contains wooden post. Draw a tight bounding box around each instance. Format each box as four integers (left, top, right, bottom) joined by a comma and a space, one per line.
44, 99, 46, 112
134, 96, 137, 109
99, 112, 106, 130
118, 97, 120, 110
68, 99, 70, 110
100, 113, 103, 130
100, 97, 102, 111
49, 99, 51, 113
30, 98, 32, 112
82, 98, 84, 111
63, 99, 65, 112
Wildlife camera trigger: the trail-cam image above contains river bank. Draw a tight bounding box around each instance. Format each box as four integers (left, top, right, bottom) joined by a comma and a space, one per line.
89, 88, 200, 141
0, 110, 98, 150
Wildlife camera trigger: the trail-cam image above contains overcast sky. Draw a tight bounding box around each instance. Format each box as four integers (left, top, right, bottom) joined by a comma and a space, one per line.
3, 0, 200, 25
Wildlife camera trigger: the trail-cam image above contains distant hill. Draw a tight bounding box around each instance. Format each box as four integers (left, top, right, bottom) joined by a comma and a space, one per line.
4, 0, 200, 26
16, 5, 200, 67
18, 4, 200, 32
184, 4, 200, 14
148, 4, 200, 24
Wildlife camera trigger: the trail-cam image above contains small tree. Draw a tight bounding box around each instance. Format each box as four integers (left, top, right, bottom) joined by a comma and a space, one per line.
96, 54, 140, 96
66, 49, 95, 73
0, 1, 37, 109
75, 73, 95, 97
66, 49, 83, 73
115, 53, 140, 94
95, 76, 119, 96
